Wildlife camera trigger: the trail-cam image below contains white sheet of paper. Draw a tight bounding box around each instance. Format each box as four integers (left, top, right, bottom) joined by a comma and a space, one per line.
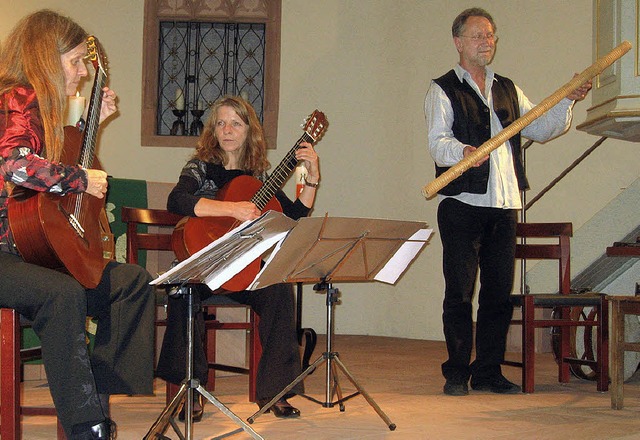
248, 234, 288, 290
374, 228, 433, 284
150, 211, 296, 290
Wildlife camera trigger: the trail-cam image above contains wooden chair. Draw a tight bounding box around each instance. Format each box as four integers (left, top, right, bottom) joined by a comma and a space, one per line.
504, 222, 609, 393
609, 295, 640, 409
121, 206, 260, 402
0, 308, 66, 439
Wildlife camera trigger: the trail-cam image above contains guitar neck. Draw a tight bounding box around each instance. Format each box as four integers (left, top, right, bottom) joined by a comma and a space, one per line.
78, 70, 106, 169
78, 36, 108, 170
251, 132, 314, 210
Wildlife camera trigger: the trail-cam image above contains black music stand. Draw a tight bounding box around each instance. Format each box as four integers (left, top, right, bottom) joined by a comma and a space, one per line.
144, 284, 263, 440
246, 214, 432, 430
144, 211, 297, 440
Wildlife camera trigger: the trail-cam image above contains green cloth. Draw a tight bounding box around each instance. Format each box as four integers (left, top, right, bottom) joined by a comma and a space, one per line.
105, 177, 148, 264
21, 328, 40, 364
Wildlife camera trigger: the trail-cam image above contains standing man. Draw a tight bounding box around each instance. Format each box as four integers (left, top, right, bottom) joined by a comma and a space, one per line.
424, 7, 591, 396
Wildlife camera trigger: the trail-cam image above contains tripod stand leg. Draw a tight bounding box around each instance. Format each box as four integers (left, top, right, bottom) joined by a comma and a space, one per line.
144, 382, 189, 439
332, 355, 396, 431
196, 385, 264, 440
247, 354, 324, 423
329, 359, 345, 411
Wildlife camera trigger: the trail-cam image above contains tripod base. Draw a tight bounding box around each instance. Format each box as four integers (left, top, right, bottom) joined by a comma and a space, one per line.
145, 284, 263, 439
247, 281, 396, 431
145, 381, 263, 440
247, 350, 396, 431
248, 282, 396, 430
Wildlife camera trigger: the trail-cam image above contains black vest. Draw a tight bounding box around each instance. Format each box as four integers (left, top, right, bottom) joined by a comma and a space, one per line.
433, 69, 528, 196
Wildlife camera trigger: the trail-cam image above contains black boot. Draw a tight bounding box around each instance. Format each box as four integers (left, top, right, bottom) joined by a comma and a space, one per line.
257, 397, 301, 418
178, 394, 205, 423
71, 419, 117, 440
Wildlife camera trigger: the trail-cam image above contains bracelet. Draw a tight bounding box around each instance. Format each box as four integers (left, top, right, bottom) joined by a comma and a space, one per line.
304, 177, 319, 188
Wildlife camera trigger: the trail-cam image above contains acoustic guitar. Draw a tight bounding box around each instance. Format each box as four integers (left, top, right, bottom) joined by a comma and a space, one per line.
8, 36, 110, 289
171, 110, 328, 291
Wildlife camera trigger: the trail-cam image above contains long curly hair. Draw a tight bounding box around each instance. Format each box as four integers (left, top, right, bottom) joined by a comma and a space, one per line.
0, 9, 87, 162
194, 95, 270, 175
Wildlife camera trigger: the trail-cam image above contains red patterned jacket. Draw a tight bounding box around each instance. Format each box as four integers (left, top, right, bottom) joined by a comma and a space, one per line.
0, 86, 87, 254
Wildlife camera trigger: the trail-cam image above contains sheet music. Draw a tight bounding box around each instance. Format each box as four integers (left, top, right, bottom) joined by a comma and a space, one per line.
249, 215, 433, 290
151, 210, 296, 290
374, 228, 432, 284
152, 212, 433, 291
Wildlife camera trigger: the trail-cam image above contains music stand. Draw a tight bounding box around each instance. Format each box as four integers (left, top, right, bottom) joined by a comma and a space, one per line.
144, 211, 297, 440
247, 214, 432, 430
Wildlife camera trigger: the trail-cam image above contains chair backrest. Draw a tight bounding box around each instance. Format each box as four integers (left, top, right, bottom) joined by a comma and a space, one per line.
515, 222, 572, 295
121, 207, 183, 265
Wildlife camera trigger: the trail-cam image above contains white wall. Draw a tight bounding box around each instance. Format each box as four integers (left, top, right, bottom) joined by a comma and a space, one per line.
1, 0, 638, 340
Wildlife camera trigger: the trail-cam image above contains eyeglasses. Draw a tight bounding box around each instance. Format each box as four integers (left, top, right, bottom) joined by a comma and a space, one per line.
459, 33, 498, 43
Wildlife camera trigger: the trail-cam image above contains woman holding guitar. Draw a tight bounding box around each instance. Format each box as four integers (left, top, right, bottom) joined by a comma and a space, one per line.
156, 95, 321, 420
0, 10, 155, 439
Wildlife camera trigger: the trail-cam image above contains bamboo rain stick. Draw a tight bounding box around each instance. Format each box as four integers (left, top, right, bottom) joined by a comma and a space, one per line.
422, 40, 632, 199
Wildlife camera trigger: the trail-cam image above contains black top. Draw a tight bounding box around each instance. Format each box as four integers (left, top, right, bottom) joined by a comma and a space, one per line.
167, 159, 310, 220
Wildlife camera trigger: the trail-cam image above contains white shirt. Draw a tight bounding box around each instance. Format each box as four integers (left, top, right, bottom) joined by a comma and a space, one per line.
424, 64, 574, 209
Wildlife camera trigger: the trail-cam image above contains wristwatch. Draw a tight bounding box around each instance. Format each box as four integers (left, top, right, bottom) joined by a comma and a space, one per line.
304, 177, 319, 188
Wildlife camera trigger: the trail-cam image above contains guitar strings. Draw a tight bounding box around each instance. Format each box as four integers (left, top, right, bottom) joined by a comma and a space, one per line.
73, 68, 106, 226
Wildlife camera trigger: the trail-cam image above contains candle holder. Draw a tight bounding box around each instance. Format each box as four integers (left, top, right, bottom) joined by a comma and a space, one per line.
170, 109, 186, 136
189, 109, 205, 136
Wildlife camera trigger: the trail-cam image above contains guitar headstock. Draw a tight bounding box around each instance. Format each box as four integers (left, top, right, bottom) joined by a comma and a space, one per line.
85, 36, 108, 78
302, 110, 328, 143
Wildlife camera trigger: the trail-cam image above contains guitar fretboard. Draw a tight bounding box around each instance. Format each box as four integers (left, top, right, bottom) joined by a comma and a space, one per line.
79, 71, 106, 169
251, 132, 314, 210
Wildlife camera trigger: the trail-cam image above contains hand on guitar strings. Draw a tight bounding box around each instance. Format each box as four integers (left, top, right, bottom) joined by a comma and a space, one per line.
229, 201, 262, 222
193, 198, 261, 223
84, 168, 108, 198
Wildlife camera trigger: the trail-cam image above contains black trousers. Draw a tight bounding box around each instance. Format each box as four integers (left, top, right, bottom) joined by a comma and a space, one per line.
0, 253, 155, 436
156, 283, 303, 401
437, 198, 516, 383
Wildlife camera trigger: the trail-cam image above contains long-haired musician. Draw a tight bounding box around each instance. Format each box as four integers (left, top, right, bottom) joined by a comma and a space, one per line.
424, 7, 591, 397
0, 10, 154, 439
156, 95, 320, 420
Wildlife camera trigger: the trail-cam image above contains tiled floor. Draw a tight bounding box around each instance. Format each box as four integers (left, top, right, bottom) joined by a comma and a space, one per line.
18, 335, 640, 439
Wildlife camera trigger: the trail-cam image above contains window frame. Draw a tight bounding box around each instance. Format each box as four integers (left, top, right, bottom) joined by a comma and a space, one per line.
141, 0, 281, 149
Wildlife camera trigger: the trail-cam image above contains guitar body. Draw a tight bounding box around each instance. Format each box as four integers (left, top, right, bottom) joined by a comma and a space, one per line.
7, 126, 107, 288
172, 175, 282, 292
7, 37, 111, 288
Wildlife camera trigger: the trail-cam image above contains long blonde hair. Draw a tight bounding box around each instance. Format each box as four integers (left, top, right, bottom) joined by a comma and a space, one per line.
195, 95, 270, 175
0, 10, 87, 162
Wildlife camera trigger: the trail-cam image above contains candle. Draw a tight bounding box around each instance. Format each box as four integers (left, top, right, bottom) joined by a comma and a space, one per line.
295, 164, 307, 198
65, 92, 86, 126
175, 88, 184, 111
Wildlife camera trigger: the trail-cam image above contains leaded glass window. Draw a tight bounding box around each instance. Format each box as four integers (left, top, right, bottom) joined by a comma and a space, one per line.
157, 21, 266, 137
